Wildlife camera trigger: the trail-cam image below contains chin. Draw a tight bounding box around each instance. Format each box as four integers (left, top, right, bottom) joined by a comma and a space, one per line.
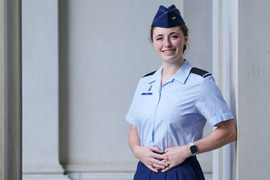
162, 56, 182, 63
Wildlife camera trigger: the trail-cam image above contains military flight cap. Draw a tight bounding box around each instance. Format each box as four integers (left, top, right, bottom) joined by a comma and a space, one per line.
151, 4, 185, 28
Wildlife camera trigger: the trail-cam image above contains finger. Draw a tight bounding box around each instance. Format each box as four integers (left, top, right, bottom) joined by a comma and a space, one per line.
161, 154, 168, 160
149, 146, 162, 153
161, 165, 172, 173
152, 153, 166, 161
164, 148, 169, 153
156, 155, 168, 163
152, 158, 167, 168
160, 160, 169, 167
147, 163, 158, 173
152, 162, 165, 170
149, 166, 158, 173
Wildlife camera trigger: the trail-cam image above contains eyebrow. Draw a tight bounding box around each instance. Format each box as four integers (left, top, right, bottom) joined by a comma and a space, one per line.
155, 32, 179, 38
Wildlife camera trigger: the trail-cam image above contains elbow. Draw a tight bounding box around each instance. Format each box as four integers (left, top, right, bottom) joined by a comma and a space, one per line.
229, 121, 237, 143
233, 126, 237, 142
218, 119, 237, 144
231, 127, 237, 142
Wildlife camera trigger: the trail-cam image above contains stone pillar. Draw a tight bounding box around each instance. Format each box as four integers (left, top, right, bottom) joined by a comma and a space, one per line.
222, 1, 238, 180
22, 0, 69, 179
0, 0, 22, 180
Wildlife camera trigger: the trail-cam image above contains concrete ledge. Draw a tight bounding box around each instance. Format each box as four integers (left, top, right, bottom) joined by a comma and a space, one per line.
23, 174, 70, 180
68, 172, 134, 180
64, 164, 137, 173
23, 165, 65, 174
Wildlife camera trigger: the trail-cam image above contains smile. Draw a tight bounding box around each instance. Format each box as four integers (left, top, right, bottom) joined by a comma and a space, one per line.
163, 50, 174, 52
162, 49, 176, 54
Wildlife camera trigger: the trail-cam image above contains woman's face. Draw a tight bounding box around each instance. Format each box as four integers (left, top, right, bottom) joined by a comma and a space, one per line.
152, 26, 188, 64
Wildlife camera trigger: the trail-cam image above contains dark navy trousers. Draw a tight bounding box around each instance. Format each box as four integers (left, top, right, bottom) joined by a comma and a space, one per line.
133, 156, 205, 180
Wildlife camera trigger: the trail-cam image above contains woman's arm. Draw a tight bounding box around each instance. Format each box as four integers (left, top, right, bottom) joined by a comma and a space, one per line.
195, 119, 237, 154
128, 125, 167, 172
162, 119, 237, 172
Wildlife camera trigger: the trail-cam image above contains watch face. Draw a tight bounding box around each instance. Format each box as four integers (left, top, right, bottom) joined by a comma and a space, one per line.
190, 145, 197, 154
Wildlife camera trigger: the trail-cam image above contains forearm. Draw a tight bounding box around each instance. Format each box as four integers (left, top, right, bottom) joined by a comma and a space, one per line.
128, 125, 141, 155
161, 119, 237, 173
194, 119, 237, 154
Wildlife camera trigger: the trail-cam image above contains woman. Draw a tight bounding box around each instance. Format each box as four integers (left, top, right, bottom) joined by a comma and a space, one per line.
126, 4, 237, 180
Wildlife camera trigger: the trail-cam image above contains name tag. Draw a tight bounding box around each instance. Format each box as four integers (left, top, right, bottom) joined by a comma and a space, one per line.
141, 92, 153, 95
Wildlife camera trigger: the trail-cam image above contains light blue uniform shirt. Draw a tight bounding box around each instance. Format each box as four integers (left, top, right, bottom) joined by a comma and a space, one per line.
126, 60, 234, 151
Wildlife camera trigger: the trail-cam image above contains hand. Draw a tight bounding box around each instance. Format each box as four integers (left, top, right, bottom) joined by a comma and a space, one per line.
133, 146, 168, 172
161, 145, 190, 173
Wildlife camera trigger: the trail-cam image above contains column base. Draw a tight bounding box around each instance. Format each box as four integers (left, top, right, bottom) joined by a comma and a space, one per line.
68, 172, 134, 180
23, 174, 70, 180
65, 164, 136, 180
23, 165, 70, 180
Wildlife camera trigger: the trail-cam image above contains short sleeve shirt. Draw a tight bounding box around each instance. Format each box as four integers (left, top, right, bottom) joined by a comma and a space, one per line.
126, 60, 234, 151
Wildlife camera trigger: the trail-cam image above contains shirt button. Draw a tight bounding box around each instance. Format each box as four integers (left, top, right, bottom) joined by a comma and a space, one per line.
150, 142, 153, 146
150, 117, 153, 120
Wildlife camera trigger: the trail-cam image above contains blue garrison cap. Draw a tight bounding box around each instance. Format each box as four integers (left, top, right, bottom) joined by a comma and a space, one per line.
151, 4, 185, 28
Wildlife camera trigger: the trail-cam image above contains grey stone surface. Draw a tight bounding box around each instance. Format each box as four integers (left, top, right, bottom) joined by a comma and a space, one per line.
0, 0, 4, 176
183, 0, 213, 72
0, 0, 22, 180
22, 0, 69, 179
237, 0, 270, 179
58, 0, 185, 172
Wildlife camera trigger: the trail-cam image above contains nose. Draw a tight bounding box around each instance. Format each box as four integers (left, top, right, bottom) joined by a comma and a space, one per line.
164, 37, 172, 47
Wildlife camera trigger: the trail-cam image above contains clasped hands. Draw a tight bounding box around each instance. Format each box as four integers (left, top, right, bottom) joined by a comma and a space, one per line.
134, 145, 189, 173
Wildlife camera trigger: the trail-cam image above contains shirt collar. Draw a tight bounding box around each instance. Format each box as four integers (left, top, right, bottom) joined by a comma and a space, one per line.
147, 59, 192, 84
147, 66, 162, 84
172, 60, 192, 84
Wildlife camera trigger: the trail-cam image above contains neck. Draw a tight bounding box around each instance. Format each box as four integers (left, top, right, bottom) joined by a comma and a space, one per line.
161, 58, 185, 86
162, 58, 185, 79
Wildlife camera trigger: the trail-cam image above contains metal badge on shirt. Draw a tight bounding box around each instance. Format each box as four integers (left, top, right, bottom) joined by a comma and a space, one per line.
141, 84, 153, 95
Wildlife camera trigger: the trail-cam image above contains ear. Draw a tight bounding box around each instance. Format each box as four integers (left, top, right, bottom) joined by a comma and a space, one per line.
184, 34, 189, 45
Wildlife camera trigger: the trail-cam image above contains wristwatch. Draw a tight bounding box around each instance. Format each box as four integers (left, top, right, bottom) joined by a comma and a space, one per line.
189, 142, 198, 156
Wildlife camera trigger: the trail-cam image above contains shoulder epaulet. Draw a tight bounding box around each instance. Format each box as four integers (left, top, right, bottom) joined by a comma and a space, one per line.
142, 70, 156, 78
190, 67, 212, 78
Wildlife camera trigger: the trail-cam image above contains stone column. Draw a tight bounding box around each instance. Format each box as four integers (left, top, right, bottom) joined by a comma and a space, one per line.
22, 0, 69, 179
0, 0, 22, 180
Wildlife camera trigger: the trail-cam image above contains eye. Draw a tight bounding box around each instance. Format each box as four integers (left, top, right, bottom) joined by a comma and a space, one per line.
171, 34, 179, 39
156, 37, 163, 41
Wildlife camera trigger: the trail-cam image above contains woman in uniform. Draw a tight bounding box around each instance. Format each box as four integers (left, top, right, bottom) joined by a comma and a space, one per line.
126, 4, 237, 180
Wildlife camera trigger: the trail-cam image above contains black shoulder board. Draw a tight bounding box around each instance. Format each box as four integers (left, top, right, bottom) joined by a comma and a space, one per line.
142, 70, 156, 78
190, 67, 212, 78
